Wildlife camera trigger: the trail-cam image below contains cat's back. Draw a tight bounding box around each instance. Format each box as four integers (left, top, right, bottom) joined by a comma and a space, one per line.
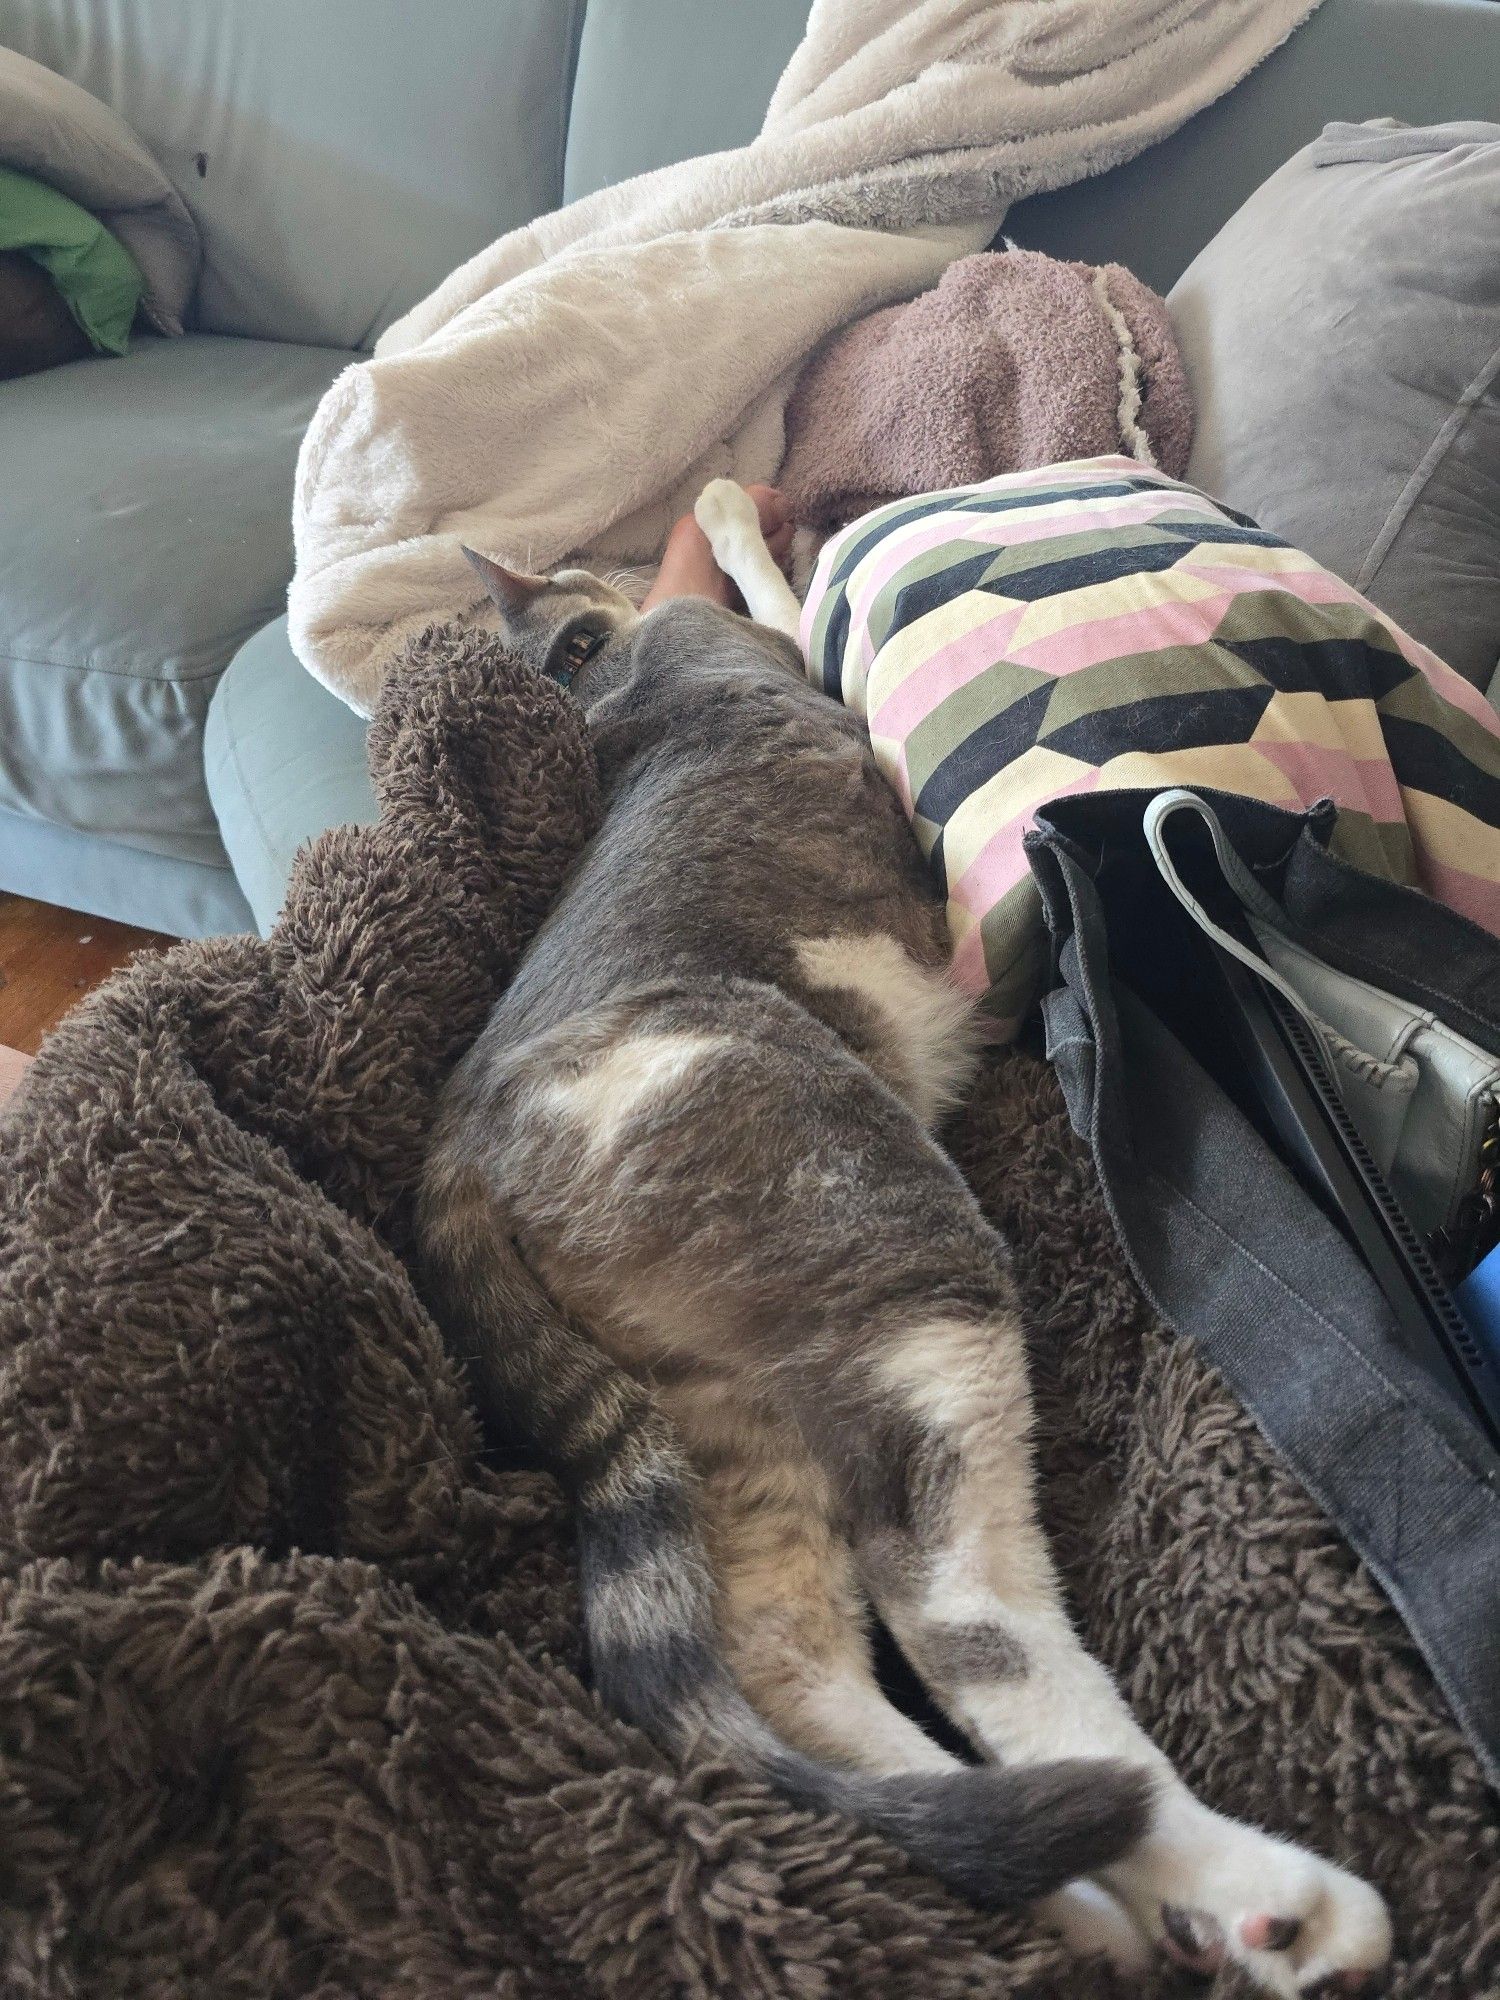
477, 600, 962, 1106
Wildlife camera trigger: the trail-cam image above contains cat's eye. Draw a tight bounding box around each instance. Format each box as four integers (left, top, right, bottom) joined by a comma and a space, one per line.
550, 627, 604, 687
548, 628, 604, 692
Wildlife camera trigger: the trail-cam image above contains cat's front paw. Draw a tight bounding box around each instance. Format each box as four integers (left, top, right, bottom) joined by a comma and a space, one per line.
1106, 1797, 1391, 1996
694, 477, 760, 565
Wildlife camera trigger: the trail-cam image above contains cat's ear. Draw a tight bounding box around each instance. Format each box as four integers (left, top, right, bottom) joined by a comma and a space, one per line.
461, 546, 550, 619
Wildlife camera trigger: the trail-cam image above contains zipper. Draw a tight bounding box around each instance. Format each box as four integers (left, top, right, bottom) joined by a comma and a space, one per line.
1432, 1092, 1500, 1284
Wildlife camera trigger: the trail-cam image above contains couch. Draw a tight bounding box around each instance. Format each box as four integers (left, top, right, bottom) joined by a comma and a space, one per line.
2, 0, 1498, 939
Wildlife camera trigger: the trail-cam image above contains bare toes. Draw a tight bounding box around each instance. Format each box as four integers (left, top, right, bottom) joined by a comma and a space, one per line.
743, 482, 789, 536
643, 515, 733, 609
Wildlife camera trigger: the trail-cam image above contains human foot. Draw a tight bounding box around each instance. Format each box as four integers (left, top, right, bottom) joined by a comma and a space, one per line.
641, 484, 791, 611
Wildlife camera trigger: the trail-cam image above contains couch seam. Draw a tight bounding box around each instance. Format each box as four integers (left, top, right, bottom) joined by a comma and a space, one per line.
205, 691, 281, 892
0, 795, 231, 869
0, 646, 252, 688
1357, 336, 1500, 596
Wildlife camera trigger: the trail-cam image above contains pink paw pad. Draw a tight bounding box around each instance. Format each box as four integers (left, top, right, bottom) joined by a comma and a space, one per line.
1239, 1913, 1302, 1953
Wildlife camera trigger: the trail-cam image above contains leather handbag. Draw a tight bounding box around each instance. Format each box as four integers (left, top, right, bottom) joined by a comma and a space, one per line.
1143, 788, 1500, 1264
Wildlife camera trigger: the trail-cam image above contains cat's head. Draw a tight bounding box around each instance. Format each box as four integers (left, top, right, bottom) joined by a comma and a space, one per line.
463, 548, 639, 700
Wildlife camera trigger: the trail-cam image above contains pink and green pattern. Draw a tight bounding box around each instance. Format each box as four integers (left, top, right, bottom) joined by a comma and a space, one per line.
802, 458, 1500, 1034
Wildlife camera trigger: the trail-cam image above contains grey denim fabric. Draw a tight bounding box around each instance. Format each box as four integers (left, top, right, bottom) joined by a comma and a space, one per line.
1026, 791, 1500, 1789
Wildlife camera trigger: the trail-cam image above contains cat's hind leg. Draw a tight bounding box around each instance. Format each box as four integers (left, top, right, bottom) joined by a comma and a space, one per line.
690, 1417, 956, 1777
853, 1309, 1391, 1997
694, 478, 805, 638
684, 1381, 1152, 1973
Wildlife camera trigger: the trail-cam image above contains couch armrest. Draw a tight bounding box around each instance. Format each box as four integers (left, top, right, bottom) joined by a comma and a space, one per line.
205, 617, 377, 936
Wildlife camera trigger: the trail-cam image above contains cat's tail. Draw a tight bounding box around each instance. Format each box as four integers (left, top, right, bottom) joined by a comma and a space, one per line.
417, 1192, 1152, 1909
576, 1399, 1151, 1906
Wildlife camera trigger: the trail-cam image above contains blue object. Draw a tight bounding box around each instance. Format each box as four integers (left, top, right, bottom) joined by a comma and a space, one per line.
204, 619, 375, 937
1458, 1241, 1500, 1369
0, 336, 345, 929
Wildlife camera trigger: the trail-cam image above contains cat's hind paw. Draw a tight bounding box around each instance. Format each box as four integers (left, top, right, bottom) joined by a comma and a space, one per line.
1108, 1804, 1392, 1997
1039, 1880, 1154, 1975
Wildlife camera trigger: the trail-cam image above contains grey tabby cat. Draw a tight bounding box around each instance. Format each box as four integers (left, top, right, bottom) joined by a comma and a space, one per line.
417, 481, 1390, 1994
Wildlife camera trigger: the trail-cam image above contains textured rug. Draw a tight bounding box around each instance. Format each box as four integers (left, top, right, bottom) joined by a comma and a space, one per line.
0, 629, 1493, 1998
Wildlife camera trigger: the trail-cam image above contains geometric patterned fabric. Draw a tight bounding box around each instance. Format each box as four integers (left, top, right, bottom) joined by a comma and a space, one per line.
802, 458, 1500, 1031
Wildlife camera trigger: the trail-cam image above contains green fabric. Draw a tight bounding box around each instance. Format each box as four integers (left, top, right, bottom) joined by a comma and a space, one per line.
0, 0, 584, 350
0, 163, 142, 353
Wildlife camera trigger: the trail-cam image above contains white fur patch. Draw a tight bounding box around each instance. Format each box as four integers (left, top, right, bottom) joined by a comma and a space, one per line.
694, 478, 804, 638
877, 1316, 995, 1432
543, 1032, 730, 1152
794, 1673, 957, 1775
1104, 1790, 1393, 1997
874, 1313, 1028, 1430
794, 932, 976, 1127
1040, 1883, 1153, 1976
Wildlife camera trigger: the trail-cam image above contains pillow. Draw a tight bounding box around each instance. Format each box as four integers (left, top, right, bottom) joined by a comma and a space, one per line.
0, 166, 143, 362
0, 45, 199, 336
1169, 120, 1500, 691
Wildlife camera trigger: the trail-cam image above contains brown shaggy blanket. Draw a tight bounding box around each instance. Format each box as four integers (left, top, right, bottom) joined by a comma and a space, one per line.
0, 633, 1494, 1999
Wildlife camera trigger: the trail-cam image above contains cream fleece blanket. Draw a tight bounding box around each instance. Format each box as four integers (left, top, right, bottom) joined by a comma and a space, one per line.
289, 0, 1323, 716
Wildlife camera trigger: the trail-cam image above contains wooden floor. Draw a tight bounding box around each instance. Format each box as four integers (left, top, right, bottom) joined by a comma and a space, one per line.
0, 893, 172, 1057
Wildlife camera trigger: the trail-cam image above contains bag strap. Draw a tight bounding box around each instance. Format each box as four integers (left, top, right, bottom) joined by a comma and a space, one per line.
1142, 790, 1418, 1095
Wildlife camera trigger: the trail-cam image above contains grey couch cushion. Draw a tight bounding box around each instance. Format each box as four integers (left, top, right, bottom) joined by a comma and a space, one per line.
0, 805, 255, 937
564, 0, 812, 203
205, 615, 376, 936
1006, 0, 1500, 293
1170, 118, 1500, 689
0, 0, 584, 349
0, 332, 346, 866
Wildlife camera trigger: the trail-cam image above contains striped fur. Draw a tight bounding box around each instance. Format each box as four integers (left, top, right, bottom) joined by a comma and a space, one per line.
416, 535, 1392, 1990
417, 1183, 1150, 1905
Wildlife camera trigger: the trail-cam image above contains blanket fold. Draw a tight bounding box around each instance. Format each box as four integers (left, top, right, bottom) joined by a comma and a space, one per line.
289, 0, 1326, 717
0, 625, 1494, 1996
